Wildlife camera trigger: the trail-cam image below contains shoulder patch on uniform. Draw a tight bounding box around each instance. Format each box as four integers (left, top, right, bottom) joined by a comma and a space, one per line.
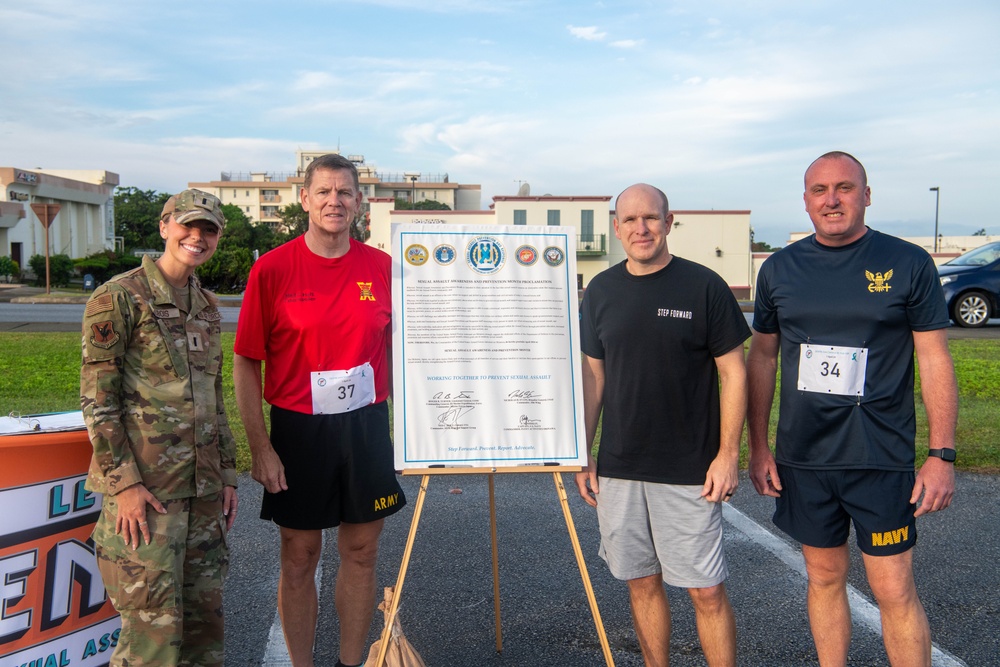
89, 321, 120, 349
85, 293, 114, 317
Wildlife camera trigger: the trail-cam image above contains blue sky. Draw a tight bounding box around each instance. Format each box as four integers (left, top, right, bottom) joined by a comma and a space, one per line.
2, 0, 998, 246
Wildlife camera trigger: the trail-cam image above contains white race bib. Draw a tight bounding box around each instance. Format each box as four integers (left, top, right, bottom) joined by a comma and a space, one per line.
310, 362, 376, 415
797, 344, 868, 397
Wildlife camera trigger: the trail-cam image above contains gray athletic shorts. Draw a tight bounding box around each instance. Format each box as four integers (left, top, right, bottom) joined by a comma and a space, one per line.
595, 477, 727, 588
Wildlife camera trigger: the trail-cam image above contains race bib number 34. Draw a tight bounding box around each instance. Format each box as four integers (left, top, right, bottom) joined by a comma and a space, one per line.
311, 362, 376, 415
797, 344, 868, 397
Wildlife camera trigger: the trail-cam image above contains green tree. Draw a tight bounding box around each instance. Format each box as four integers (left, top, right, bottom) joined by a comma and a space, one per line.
197, 247, 254, 293
74, 250, 141, 285
195, 205, 285, 292
277, 202, 309, 240
973, 228, 987, 236
114, 186, 169, 251
412, 200, 451, 211
392, 198, 451, 211
752, 241, 776, 252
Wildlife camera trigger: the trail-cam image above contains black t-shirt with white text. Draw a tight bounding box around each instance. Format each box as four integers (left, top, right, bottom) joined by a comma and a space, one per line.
581, 257, 750, 485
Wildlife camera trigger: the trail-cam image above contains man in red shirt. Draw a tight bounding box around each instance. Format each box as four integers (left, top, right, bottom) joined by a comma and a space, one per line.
234, 154, 404, 667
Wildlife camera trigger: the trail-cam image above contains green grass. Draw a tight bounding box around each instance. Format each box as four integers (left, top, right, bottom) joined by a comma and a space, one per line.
2, 332, 997, 473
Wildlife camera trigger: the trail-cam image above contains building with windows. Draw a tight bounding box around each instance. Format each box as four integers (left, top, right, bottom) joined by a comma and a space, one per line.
369, 193, 752, 294
188, 150, 482, 229
0, 167, 119, 272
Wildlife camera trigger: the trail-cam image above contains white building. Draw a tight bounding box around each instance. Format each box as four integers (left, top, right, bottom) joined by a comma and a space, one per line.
0, 168, 119, 271
370, 194, 752, 295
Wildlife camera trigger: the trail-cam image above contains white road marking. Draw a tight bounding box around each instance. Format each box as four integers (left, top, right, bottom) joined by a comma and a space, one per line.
723, 502, 967, 667
263, 538, 325, 666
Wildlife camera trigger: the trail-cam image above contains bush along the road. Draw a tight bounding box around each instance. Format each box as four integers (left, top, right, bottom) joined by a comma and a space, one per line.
74, 250, 142, 285
28, 254, 75, 287
0, 255, 19, 282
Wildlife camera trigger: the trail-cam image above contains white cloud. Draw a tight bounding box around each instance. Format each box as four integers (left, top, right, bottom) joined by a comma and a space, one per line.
567, 25, 607, 41
291, 72, 340, 92
610, 39, 643, 49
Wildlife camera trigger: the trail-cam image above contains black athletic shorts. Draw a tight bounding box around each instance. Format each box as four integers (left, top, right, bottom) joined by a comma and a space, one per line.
773, 465, 916, 556
260, 401, 406, 530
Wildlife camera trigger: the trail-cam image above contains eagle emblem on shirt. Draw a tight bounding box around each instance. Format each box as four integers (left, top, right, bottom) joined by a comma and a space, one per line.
90, 320, 120, 349
866, 269, 893, 293
357, 282, 375, 301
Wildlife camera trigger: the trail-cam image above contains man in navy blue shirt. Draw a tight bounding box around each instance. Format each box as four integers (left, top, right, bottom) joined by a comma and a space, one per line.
747, 152, 958, 666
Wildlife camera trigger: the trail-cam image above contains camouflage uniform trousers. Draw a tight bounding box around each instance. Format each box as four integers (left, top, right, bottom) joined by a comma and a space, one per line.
94, 491, 229, 667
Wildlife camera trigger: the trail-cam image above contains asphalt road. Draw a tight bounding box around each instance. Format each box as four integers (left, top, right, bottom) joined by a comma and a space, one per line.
223, 471, 997, 666
1, 302, 999, 338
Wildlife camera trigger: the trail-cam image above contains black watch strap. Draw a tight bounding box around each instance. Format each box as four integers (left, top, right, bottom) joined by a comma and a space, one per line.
927, 448, 957, 463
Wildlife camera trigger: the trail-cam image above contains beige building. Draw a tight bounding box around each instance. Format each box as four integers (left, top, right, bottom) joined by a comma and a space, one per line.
0, 168, 119, 271
189, 150, 482, 229
369, 193, 752, 294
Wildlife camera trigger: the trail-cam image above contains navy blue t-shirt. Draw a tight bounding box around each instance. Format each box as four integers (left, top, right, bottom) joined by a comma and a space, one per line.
581, 257, 750, 485
754, 228, 949, 470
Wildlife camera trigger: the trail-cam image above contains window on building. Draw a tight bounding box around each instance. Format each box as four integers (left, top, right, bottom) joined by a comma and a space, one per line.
514, 210, 527, 225
245, 207, 250, 213
233, 189, 237, 197
581, 210, 594, 241
262, 206, 279, 218
547, 210, 560, 226
245, 190, 250, 197
262, 190, 279, 202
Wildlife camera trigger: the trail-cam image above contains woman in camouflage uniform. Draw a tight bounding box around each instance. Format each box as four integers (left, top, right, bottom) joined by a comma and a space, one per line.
81, 189, 238, 667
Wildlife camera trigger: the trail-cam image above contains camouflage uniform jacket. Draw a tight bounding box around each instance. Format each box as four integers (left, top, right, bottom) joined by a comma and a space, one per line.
81, 255, 237, 500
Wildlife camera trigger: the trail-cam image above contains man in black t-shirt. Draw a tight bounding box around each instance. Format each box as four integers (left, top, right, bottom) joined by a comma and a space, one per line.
576, 183, 750, 667
747, 152, 958, 666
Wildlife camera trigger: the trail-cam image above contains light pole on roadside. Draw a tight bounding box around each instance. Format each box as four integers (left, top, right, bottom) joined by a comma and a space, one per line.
404, 172, 421, 207
929, 187, 940, 253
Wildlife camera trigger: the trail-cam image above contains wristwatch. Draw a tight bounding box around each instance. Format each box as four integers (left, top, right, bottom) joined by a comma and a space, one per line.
927, 448, 957, 463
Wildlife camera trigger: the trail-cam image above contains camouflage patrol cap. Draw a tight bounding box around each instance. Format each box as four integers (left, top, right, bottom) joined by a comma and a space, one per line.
161, 189, 225, 231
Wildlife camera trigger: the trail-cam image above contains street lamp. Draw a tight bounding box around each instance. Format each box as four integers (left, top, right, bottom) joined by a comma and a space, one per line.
929, 187, 940, 253
404, 172, 421, 207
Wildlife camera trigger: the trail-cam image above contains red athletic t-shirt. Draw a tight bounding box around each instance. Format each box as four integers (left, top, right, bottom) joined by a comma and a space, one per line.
234, 236, 392, 414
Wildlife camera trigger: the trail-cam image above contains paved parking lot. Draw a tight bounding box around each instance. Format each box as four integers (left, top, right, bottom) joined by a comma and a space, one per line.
224, 471, 997, 666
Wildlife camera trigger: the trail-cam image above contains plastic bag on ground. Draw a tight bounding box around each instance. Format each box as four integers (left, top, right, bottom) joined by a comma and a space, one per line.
363, 586, 427, 667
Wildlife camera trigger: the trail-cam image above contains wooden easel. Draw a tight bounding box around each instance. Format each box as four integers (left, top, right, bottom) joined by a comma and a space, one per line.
373, 467, 615, 667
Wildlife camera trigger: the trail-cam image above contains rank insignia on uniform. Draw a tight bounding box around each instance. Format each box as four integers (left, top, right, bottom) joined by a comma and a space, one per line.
865, 269, 893, 293
90, 321, 120, 349
357, 282, 375, 301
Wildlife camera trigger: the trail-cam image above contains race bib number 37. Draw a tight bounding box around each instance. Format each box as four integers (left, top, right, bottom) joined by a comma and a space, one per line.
311, 362, 376, 415
797, 344, 868, 397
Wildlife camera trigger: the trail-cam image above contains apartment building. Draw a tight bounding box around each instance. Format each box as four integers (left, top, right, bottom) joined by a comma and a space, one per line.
189, 150, 482, 228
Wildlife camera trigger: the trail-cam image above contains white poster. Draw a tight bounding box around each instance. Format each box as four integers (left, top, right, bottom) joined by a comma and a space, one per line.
392, 224, 587, 470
